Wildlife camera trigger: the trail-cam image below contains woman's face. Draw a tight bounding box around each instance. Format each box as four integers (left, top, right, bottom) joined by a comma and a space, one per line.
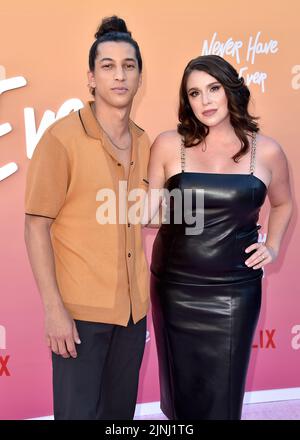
186, 70, 229, 127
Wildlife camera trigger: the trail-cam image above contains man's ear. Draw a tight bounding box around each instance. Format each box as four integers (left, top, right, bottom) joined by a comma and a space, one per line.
87, 70, 96, 89
138, 73, 143, 88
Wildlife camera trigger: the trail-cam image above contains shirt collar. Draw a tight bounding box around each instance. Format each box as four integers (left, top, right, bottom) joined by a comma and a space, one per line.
79, 101, 144, 141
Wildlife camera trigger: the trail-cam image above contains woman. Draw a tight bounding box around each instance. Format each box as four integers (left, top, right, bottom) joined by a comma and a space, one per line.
148, 55, 292, 420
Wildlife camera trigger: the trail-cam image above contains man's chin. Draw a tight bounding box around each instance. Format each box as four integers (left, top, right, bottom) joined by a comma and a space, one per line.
111, 97, 135, 109
95, 93, 136, 110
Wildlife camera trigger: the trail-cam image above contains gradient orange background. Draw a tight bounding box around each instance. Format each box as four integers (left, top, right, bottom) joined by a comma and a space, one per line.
0, 0, 299, 419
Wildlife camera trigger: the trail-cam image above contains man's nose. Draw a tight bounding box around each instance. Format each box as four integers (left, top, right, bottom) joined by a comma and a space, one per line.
114, 66, 125, 81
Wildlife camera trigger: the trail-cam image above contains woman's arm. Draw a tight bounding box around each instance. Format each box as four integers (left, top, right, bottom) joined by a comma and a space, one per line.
245, 139, 293, 269
142, 133, 168, 228
264, 142, 293, 254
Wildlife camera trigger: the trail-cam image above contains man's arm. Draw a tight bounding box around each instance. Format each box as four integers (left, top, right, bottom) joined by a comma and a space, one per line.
24, 214, 81, 358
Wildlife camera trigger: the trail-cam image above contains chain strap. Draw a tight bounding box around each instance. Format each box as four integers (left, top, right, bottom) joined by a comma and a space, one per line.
250, 132, 257, 175
181, 138, 185, 172
181, 135, 256, 174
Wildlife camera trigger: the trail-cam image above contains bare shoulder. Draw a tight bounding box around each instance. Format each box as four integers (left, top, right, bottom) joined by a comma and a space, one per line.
256, 133, 286, 161
151, 130, 182, 148
150, 130, 182, 160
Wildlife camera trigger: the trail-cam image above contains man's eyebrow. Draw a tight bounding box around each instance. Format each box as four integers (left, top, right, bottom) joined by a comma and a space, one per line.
99, 57, 137, 62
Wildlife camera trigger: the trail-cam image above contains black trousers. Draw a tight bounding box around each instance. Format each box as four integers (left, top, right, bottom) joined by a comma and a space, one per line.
52, 316, 146, 420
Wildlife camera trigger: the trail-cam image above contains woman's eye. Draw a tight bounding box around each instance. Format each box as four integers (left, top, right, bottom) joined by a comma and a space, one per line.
211, 85, 220, 92
189, 91, 199, 97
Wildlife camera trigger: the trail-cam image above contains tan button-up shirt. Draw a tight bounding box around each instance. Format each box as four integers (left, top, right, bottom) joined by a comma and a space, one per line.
25, 101, 150, 325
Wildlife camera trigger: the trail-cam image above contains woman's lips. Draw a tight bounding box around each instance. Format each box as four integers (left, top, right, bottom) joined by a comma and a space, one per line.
202, 109, 217, 117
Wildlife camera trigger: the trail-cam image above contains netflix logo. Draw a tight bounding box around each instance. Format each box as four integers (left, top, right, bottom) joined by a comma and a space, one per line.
252, 329, 276, 349
0, 324, 10, 377
252, 326, 300, 350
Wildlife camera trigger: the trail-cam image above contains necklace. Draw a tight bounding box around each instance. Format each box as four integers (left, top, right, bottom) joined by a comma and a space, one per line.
99, 124, 131, 151
103, 129, 131, 151
91, 103, 131, 150
201, 141, 207, 152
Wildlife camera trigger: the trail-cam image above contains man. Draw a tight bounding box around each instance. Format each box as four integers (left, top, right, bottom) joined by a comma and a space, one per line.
24, 16, 150, 420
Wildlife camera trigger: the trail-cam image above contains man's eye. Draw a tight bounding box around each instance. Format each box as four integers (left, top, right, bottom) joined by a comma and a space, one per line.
126, 64, 135, 69
102, 64, 112, 69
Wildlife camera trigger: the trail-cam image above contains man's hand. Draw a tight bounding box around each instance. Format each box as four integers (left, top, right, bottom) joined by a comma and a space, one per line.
45, 304, 81, 358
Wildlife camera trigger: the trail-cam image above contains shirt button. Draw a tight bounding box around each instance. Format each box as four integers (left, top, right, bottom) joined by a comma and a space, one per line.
130, 161, 134, 165
128, 223, 131, 228
128, 252, 131, 257
117, 163, 121, 166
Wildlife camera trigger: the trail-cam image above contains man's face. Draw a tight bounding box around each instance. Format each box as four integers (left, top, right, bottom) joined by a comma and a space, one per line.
88, 41, 142, 108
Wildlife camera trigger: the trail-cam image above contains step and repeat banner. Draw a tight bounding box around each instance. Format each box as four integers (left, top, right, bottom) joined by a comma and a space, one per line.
0, 0, 299, 419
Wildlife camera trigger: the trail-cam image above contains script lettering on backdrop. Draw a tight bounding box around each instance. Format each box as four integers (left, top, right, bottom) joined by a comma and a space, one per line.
202, 31, 279, 93
0, 65, 83, 182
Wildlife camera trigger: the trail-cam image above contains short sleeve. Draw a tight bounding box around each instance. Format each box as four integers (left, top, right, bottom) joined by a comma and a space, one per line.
25, 129, 70, 219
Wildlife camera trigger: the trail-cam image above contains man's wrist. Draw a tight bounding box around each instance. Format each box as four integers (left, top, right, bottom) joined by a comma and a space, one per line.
43, 293, 64, 313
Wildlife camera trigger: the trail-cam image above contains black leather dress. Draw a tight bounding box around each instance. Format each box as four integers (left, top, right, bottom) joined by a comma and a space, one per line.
150, 135, 267, 420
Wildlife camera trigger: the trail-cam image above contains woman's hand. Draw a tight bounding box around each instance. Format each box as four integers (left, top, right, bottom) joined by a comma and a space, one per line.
245, 243, 278, 269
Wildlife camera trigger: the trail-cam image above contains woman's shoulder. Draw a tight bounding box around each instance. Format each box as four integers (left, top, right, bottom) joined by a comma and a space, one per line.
150, 130, 182, 156
256, 132, 285, 161
153, 129, 182, 145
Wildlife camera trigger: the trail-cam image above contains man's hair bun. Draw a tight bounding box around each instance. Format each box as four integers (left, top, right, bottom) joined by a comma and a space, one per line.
95, 15, 131, 39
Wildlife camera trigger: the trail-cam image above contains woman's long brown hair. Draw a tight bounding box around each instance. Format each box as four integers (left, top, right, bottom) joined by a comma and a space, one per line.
178, 55, 259, 162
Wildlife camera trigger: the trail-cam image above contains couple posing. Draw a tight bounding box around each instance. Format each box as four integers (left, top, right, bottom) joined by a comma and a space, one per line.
24, 16, 292, 420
